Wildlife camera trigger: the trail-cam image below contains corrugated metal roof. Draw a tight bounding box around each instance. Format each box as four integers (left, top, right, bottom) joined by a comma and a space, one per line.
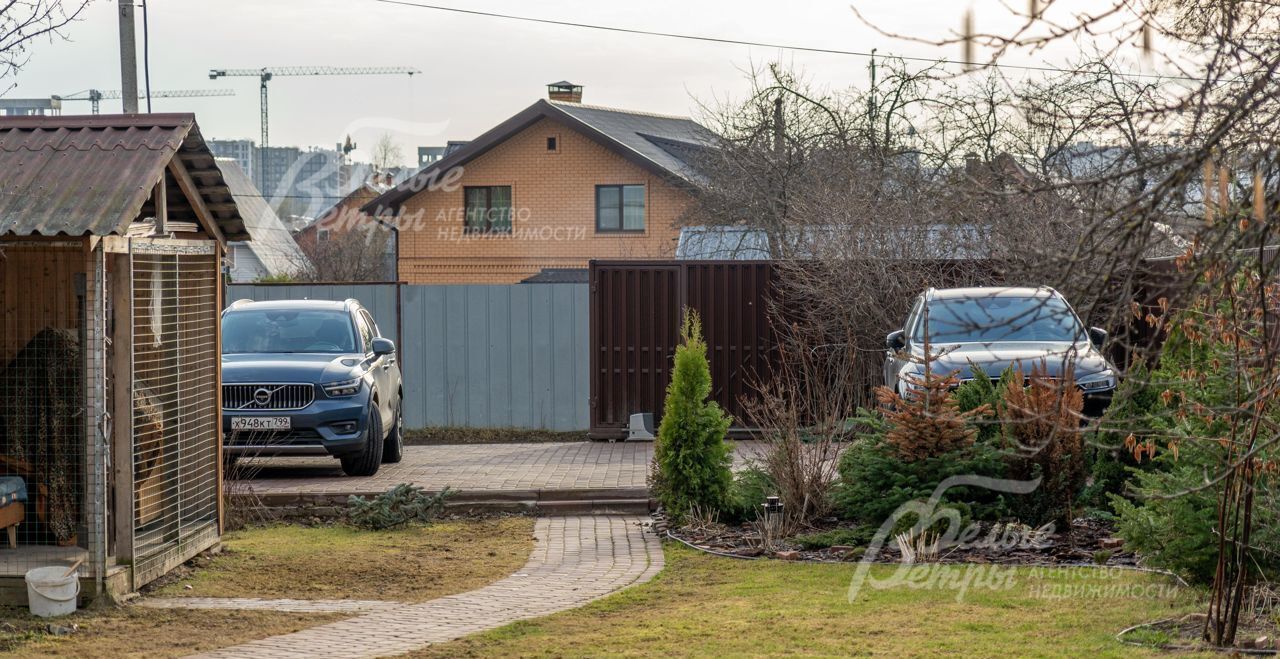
0, 113, 248, 239
217, 158, 309, 277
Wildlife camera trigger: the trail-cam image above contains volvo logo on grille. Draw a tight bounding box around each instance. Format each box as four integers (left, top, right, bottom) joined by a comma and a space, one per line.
253, 388, 274, 406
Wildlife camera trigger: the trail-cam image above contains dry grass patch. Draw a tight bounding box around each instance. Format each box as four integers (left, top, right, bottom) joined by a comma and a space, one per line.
0, 607, 343, 658
154, 516, 535, 603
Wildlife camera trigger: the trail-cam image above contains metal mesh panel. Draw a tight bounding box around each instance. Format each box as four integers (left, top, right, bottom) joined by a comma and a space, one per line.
0, 241, 104, 580
130, 249, 220, 587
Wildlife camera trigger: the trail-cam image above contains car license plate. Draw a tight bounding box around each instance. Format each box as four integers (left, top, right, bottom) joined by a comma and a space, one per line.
231, 416, 291, 431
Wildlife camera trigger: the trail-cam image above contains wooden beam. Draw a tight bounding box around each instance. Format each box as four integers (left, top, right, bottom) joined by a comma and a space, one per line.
167, 157, 226, 244
109, 251, 134, 562
178, 152, 216, 166
152, 175, 167, 235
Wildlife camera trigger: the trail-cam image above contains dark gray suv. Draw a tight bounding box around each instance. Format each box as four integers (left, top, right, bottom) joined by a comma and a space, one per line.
884, 287, 1117, 416
221, 299, 404, 476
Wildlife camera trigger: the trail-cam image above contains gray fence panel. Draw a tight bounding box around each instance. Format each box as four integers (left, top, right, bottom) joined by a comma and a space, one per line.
400, 283, 589, 431
225, 282, 588, 431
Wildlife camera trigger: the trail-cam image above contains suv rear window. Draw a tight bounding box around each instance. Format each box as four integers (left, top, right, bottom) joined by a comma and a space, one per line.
223, 309, 357, 354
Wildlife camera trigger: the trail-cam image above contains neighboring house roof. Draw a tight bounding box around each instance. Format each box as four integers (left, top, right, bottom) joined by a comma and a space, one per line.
362, 99, 719, 214
676, 226, 773, 260
677, 224, 993, 261
0, 113, 248, 239
302, 181, 389, 236
520, 268, 590, 284
218, 158, 308, 276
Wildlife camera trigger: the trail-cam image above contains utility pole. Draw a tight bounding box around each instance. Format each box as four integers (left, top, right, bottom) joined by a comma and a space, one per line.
117, 0, 139, 113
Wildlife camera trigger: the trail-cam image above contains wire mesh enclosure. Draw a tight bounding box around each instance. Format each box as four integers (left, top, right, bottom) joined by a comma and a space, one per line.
128, 246, 220, 588
0, 241, 106, 581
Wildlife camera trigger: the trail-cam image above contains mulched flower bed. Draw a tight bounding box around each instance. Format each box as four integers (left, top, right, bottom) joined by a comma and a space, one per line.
661, 515, 1144, 567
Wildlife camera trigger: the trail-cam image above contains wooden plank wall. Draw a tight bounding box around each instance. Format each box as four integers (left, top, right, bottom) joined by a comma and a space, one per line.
0, 241, 86, 367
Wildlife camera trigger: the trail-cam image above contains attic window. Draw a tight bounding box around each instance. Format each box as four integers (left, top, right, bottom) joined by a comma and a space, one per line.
546, 136, 558, 152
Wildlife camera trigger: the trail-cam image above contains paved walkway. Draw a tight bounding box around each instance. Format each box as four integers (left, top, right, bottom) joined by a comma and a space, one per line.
184, 515, 662, 658
233, 441, 764, 498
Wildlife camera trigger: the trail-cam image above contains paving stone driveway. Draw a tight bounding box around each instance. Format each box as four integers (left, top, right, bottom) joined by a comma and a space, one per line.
186, 515, 662, 659
234, 441, 764, 497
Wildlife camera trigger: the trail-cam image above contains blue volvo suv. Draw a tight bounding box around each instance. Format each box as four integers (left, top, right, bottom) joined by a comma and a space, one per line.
221, 299, 404, 476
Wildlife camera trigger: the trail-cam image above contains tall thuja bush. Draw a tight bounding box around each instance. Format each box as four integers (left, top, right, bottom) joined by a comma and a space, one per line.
651, 309, 734, 523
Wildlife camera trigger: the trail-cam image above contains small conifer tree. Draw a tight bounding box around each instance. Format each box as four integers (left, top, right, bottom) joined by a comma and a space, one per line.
652, 309, 734, 523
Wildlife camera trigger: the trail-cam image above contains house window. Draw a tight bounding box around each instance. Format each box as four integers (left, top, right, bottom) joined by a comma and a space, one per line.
596, 185, 645, 232
546, 136, 558, 151
464, 186, 513, 234
317, 228, 330, 243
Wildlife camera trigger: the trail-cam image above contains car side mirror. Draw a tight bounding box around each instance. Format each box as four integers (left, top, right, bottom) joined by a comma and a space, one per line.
1088, 327, 1107, 349
372, 337, 396, 356
886, 330, 906, 351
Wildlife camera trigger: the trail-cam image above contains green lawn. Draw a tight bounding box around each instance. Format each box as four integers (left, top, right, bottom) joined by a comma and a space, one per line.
411, 545, 1208, 658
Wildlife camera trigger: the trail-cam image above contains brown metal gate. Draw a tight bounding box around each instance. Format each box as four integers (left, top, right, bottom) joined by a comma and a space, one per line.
589, 261, 777, 439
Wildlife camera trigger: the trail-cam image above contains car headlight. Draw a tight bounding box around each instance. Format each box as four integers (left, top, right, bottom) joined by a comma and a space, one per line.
1077, 370, 1117, 392
322, 377, 362, 397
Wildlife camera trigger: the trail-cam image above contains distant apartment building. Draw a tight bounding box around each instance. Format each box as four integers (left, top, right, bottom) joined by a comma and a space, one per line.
208, 138, 255, 181
0, 98, 62, 116
210, 139, 355, 219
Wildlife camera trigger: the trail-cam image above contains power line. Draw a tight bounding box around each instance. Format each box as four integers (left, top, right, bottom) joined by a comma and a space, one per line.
371, 0, 1206, 83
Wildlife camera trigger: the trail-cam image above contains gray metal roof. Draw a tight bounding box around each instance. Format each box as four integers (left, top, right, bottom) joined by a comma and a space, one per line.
218, 158, 308, 277
520, 268, 590, 284
677, 224, 993, 261
362, 99, 718, 214
0, 113, 247, 239
676, 226, 772, 260
548, 101, 718, 183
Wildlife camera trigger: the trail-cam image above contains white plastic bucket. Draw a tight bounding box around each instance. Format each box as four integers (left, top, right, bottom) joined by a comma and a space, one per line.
24, 566, 79, 617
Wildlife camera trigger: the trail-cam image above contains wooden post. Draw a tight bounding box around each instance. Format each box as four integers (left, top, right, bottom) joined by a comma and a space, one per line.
152, 176, 167, 235
109, 248, 134, 562
214, 242, 225, 533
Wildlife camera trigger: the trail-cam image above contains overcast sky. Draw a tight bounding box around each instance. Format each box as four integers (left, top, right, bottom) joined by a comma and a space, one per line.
12, 0, 1151, 167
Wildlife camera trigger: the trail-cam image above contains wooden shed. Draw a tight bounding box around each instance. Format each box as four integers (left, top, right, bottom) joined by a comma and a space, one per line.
0, 113, 249, 603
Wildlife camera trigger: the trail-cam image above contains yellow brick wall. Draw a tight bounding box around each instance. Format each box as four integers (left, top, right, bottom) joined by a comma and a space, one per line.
394, 116, 690, 284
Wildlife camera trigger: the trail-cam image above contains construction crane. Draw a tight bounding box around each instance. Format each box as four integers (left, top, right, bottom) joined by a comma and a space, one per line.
54, 89, 236, 114
207, 66, 420, 188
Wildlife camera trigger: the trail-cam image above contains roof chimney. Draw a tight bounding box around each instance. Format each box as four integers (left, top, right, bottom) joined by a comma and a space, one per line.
547, 81, 583, 104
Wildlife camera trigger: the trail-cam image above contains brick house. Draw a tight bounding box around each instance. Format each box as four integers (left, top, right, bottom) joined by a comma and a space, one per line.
295, 178, 390, 250
362, 83, 718, 284
292, 179, 397, 281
